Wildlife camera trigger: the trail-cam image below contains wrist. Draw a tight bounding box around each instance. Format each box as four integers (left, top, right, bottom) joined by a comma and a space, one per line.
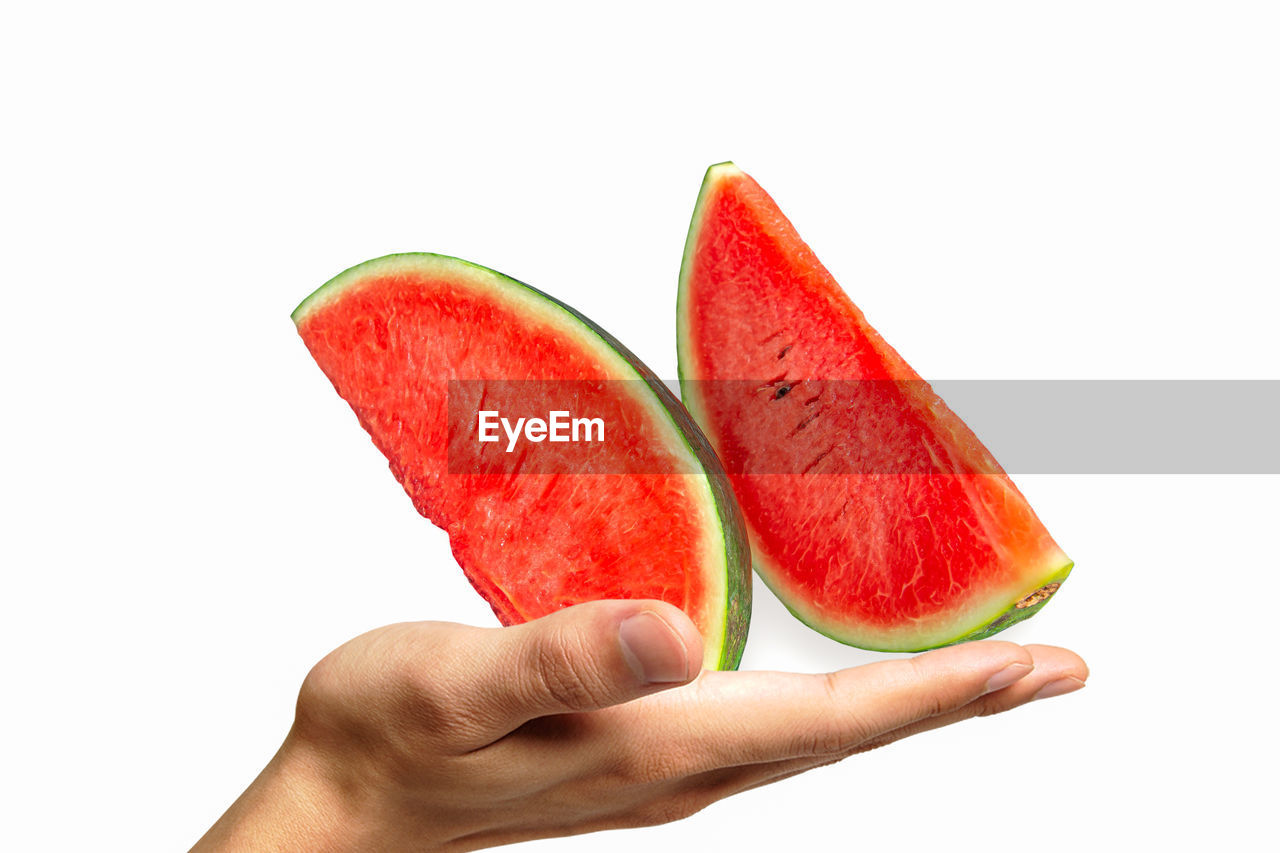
192, 728, 372, 851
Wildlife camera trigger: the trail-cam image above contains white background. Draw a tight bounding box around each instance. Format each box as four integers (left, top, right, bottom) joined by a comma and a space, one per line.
4, 2, 1277, 850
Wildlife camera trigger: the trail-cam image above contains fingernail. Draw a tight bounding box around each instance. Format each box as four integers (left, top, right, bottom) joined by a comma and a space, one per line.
619, 611, 690, 684
1033, 677, 1086, 701
985, 662, 1033, 693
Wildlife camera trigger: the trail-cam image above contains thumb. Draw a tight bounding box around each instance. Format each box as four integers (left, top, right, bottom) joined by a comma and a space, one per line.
472, 599, 704, 738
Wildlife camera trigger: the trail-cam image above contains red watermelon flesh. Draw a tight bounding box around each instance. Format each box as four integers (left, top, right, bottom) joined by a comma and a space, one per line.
295, 254, 750, 669
677, 164, 1072, 652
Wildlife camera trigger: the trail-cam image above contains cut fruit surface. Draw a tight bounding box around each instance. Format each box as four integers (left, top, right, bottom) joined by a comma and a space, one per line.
296, 253, 750, 669
677, 164, 1072, 652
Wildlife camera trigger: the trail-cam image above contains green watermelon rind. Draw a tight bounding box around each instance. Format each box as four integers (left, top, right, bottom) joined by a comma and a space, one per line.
295, 253, 751, 671
761, 553, 1075, 653
676, 164, 1073, 653
675, 162, 737, 393
948, 562, 1074, 645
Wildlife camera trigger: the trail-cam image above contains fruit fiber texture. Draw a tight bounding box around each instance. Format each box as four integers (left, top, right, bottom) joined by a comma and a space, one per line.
295, 254, 750, 670
677, 163, 1072, 652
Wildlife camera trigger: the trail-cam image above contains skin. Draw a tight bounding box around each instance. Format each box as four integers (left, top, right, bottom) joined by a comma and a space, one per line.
193, 600, 1087, 851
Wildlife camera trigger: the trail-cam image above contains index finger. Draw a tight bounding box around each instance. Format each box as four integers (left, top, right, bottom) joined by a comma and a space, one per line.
625, 641, 1049, 773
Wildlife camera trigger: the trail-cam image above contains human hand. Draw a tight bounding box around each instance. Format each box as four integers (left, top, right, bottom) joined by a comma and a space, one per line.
193, 600, 1087, 851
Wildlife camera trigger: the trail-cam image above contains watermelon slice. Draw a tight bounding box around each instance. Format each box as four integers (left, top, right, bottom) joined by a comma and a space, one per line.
677, 164, 1072, 652
295, 253, 750, 670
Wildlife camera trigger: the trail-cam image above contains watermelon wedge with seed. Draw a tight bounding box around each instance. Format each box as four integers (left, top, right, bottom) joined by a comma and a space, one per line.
677, 164, 1072, 652
295, 253, 751, 670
